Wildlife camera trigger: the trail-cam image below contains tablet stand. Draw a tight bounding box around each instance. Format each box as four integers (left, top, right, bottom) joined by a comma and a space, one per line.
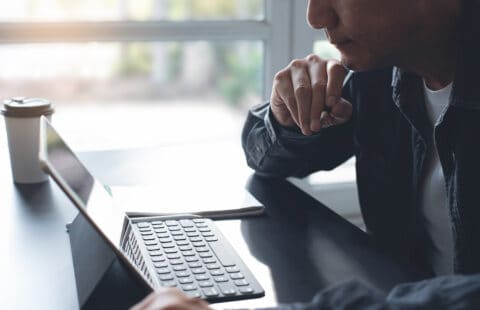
67, 213, 150, 309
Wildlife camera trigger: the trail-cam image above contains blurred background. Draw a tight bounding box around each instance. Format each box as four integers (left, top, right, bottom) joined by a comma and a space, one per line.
0, 0, 341, 149
0, 0, 360, 226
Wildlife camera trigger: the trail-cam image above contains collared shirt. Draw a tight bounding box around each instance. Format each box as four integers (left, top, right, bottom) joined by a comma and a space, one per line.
421, 81, 454, 275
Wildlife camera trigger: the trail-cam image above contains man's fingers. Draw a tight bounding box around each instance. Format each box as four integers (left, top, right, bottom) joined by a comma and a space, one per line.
306, 55, 327, 132
320, 98, 353, 128
330, 98, 353, 122
325, 60, 347, 109
271, 70, 300, 128
290, 60, 312, 135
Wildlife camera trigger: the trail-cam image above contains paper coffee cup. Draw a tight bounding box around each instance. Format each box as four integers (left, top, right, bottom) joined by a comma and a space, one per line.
2, 97, 54, 184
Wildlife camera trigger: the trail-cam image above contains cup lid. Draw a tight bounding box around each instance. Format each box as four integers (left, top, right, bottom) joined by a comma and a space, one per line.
1, 97, 54, 118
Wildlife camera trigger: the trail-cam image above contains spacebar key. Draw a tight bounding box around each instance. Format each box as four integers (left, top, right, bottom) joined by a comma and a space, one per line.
208, 241, 236, 267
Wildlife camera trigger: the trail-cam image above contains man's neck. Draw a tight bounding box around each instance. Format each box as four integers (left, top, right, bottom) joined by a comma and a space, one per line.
402, 41, 457, 91
399, 0, 461, 91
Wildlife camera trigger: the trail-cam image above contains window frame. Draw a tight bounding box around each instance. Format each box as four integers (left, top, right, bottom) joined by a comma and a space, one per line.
0, 0, 324, 100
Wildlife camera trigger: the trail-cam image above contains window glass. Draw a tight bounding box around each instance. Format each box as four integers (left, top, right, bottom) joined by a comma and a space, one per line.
0, 1, 264, 22
0, 41, 263, 150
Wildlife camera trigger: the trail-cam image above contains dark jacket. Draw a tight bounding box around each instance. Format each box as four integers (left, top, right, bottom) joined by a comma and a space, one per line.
242, 0, 480, 308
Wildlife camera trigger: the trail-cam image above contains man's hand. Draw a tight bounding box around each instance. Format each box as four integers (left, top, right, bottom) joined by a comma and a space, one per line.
130, 288, 212, 310
270, 54, 353, 136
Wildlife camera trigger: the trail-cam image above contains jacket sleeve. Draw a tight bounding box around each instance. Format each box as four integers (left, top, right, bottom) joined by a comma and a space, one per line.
241, 79, 356, 178
259, 275, 480, 310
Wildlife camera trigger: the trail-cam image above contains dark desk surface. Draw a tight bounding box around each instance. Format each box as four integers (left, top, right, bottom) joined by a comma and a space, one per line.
0, 143, 428, 309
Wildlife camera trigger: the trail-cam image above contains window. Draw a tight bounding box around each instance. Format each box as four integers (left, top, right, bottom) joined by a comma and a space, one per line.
0, 0, 360, 222
0, 1, 339, 150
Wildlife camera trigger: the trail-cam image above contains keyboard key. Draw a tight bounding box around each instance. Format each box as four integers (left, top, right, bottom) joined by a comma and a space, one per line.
156, 268, 171, 274
213, 276, 228, 282
142, 235, 155, 241
159, 274, 174, 281
198, 281, 213, 287
144, 240, 158, 246
154, 262, 168, 268
218, 283, 236, 296
174, 235, 187, 241
234, 279, 249, 286
179, 219, 195, 227
150, 251, 163, 256
162, 242, 175, 248
169, 259, 184, 265
157, 233, 170, 238
198, 227, 210, 232
186, 232, 200, 237
239, 287, 254, 294
195, 274, 210, 281
205, 237, 218, 242
137, 223, 150, 228
179, 277, 194, 284
226, 266, 239, 273
201, 232, 215, 237
164, 248, 178, 254
202, 256, 217, 262
167, 253, 181, 259
192, 268, 207, 274
168, 226, 181, 231
176, 240, 189, 246
179, 245, 192, 251
161, 280, 177, 287
173, 265, 187, 271
196, 247, 210, 253
185, 291, 202, 298
178, 277, 193, 284
159, 237, 173, 243
202, 288, 219, 297
199, 252, 213, 258
147, 245, 161, 251
184, 227, 196, 232
182, 251, 196, 256
188, 262, 202, 268
210, 270, 224, 276
206, 263, 220, 270
182, 284, 197, 291
193, 219, 207, 223
185, 256, 199, 262
230, 273, 244, 280
192, 241, 206, 247
195, 222, 208, 227
143, 236, 157, 245
190, 237, 203, 242
141, 231, 154, 236
176, 271, 191, 278
165, 220, 179, 226
151, 221, 165, 226
151, 256, 165, 262
208, 242, 236, 267
171, 231, 184, 236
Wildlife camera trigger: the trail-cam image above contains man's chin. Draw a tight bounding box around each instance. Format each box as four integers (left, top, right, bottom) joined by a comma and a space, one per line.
341, 55, 388, 72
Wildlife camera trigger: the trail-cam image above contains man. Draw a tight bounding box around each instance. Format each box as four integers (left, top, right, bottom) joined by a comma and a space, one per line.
132, 0, 480, 308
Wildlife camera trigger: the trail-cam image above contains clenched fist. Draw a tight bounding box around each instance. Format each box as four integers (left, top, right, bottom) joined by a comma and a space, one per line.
270, 54, 353, 136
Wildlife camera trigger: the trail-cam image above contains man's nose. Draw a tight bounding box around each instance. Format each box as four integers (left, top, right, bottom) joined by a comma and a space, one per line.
307, 0, 338, 30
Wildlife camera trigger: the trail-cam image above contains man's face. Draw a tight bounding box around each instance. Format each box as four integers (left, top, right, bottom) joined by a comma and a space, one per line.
307, 0, 426, 71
